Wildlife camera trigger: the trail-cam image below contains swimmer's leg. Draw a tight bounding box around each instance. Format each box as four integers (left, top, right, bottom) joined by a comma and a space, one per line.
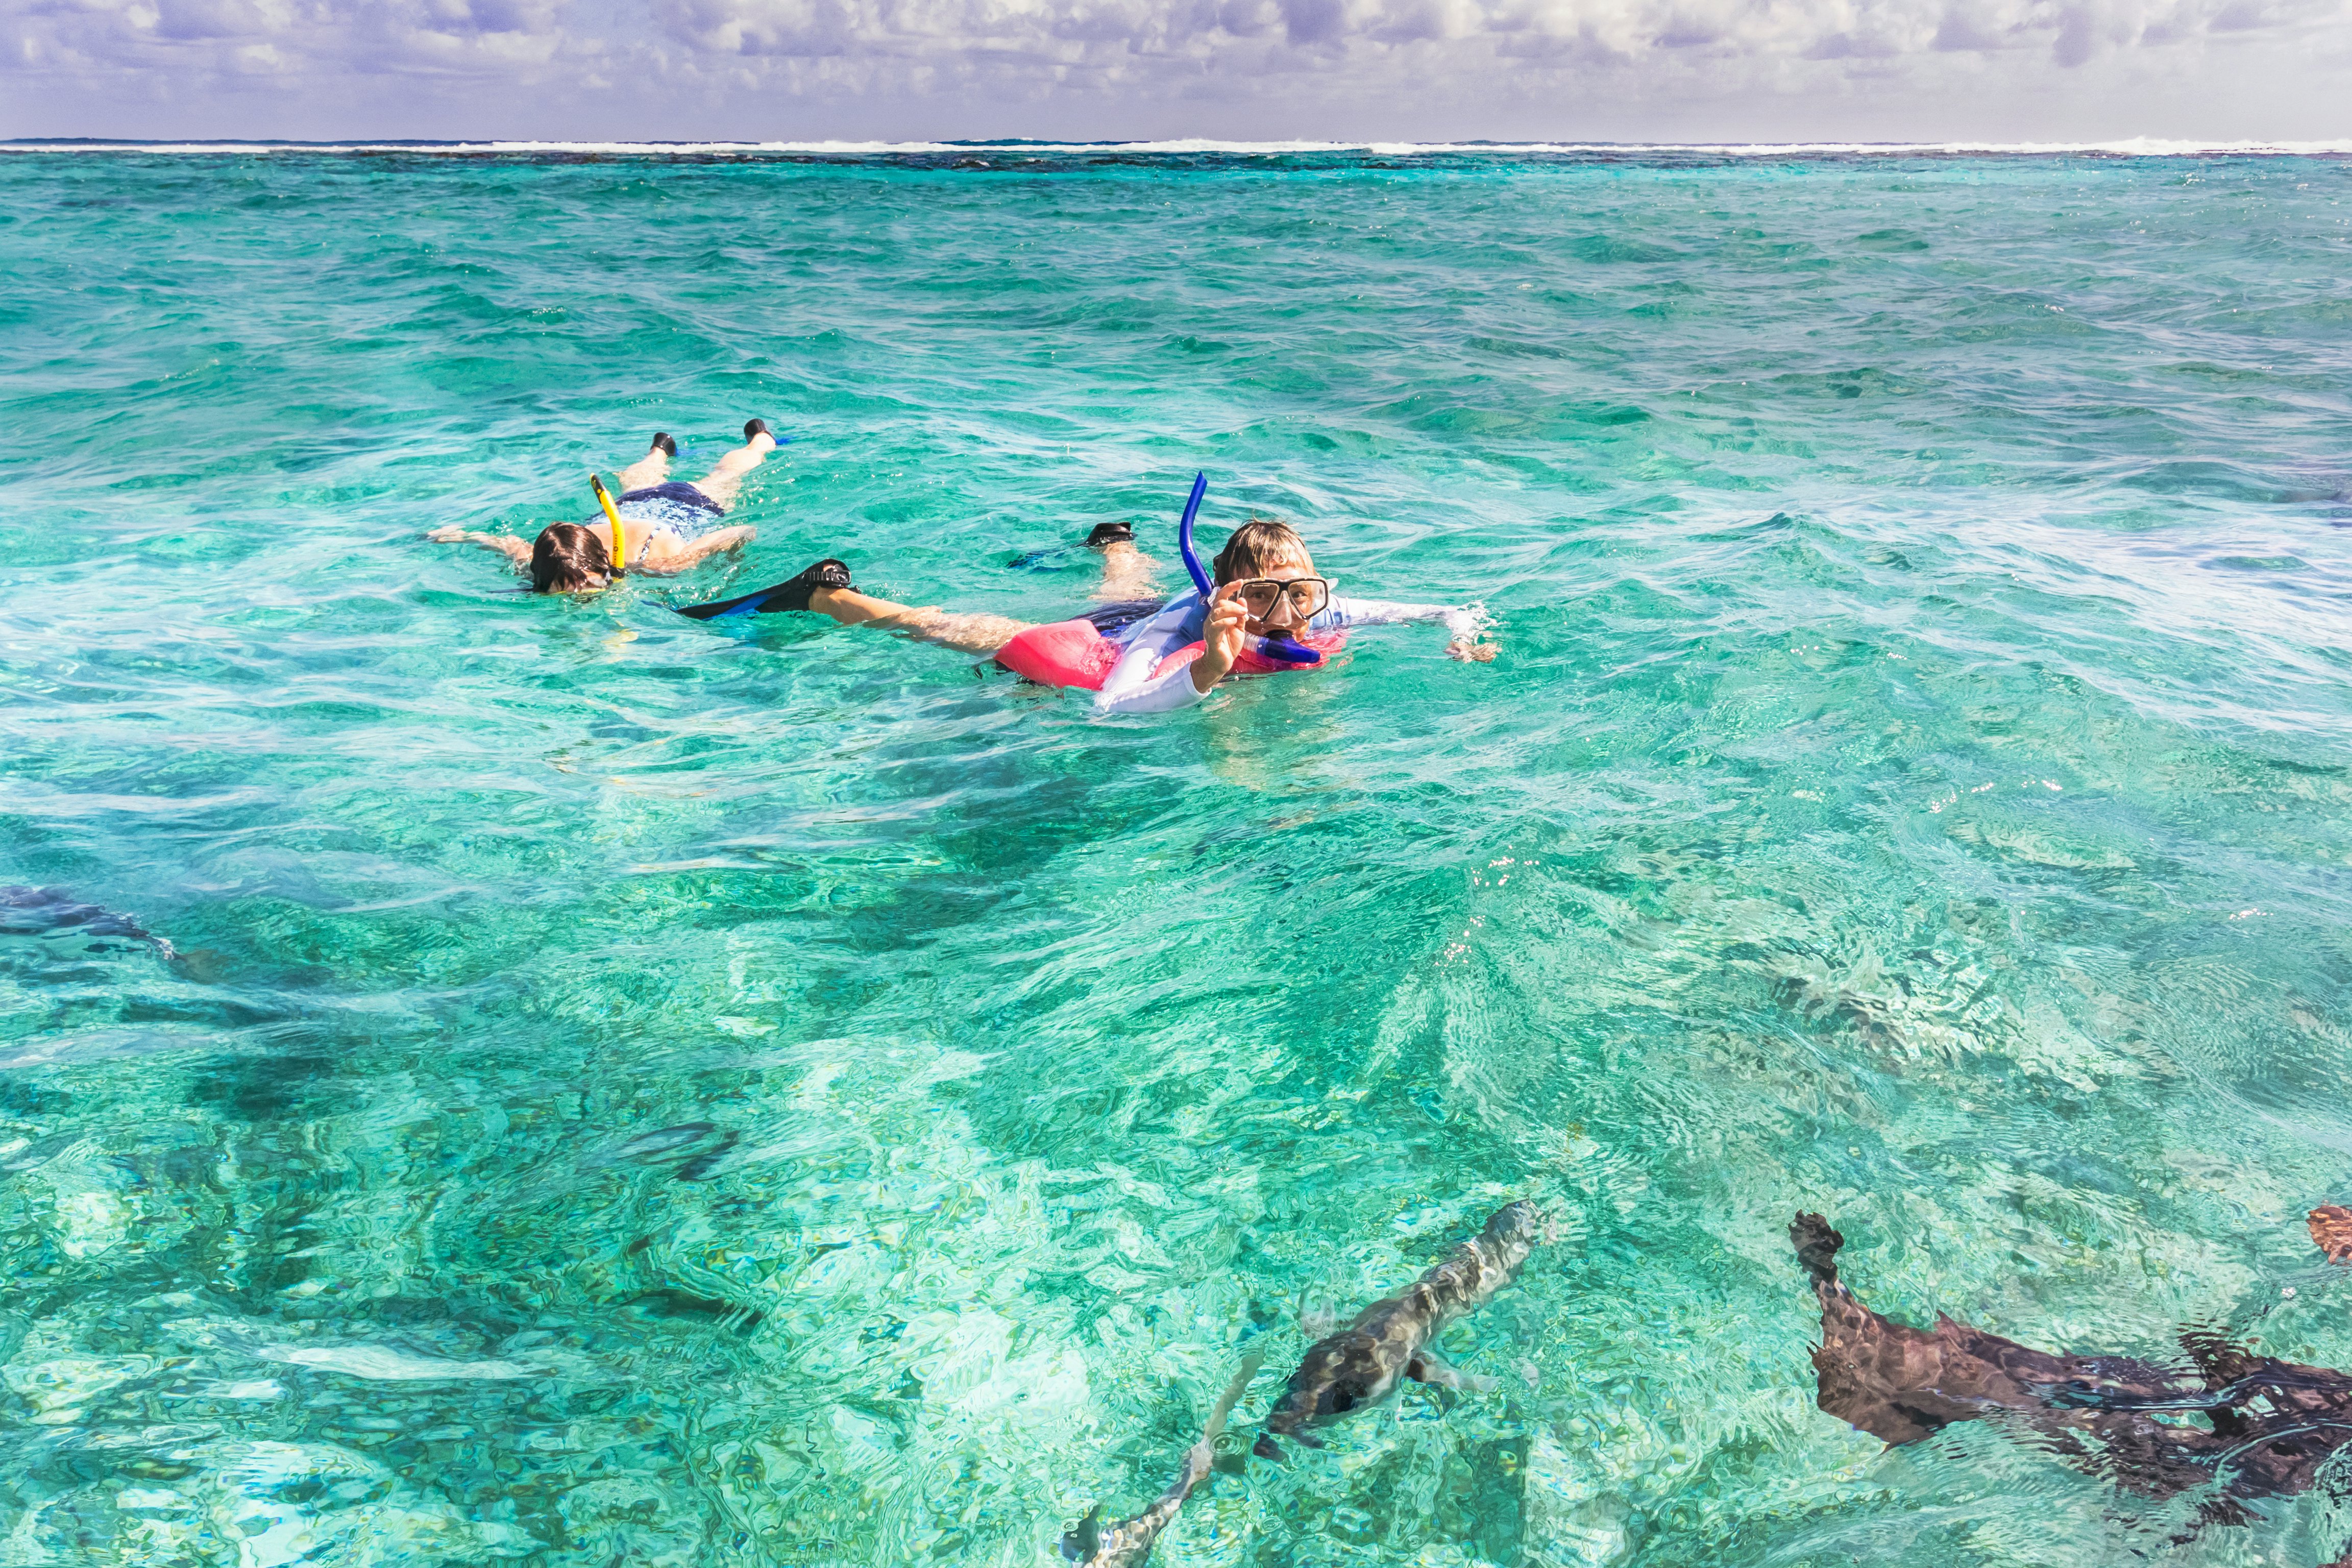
808, 586, 1034, 657
690, 420, 776, 509
1083, 521, 1160, 601
679, 560, 1032, 655
617, 431, 677, 492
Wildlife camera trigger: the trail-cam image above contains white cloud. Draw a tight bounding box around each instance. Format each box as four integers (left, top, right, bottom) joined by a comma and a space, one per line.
3, 0, 566, 80
0, 0, 2344, 137
632, 0, 2348, 87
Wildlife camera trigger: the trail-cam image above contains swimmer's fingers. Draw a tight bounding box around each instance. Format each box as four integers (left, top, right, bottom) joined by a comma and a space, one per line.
1192, 584, 1253, 692
426, 525, 468, 543
1206, 590, 1252, 647
1446, 638, 1498, 664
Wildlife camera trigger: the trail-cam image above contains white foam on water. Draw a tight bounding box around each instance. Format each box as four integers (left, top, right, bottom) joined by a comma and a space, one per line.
254, 1343, 539, 1380
4, 137, 2350, 157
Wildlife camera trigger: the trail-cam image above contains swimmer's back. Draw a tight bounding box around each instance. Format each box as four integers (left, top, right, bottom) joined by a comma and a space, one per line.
586, 481, 726, 540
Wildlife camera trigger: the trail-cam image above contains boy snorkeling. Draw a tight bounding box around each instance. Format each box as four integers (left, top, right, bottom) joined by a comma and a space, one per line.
681, 499, 1496, 716
429, 422, 775, 592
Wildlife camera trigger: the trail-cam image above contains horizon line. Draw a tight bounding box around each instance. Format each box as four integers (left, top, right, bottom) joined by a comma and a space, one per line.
6, 136, 2350, 158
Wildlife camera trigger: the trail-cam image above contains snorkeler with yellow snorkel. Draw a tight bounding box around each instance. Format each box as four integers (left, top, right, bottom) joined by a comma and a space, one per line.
429, 421, 776, 592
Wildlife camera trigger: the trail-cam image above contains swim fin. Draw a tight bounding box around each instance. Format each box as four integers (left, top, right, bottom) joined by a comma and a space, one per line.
677, 559, 851, 620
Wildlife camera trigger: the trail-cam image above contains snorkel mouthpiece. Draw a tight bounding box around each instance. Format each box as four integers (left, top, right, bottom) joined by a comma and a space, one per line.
1260, 634, 1322, 665
591, 475, 627, 579
1172, 471, 1324, 668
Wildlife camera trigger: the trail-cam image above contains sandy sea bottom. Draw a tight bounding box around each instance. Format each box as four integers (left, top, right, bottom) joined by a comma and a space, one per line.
0, 148, 2349, 1566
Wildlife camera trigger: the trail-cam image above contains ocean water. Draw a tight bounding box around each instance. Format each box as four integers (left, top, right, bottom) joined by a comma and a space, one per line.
2, 144, 2350, 1568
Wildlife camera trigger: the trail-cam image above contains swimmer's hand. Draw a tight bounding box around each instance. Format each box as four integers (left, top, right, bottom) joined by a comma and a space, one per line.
1192, 583, 1252, 693
1447, 638, 1498, 664
426, 525, 468, 543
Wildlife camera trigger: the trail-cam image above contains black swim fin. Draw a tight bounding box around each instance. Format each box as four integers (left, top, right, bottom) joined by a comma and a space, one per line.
676, 559, 851, 620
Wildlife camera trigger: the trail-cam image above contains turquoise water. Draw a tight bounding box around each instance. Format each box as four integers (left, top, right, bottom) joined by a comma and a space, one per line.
3, 146, 2351, 1567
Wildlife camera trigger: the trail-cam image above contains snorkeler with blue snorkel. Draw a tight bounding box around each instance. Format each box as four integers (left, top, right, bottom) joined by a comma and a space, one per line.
676, 473, 1496, 715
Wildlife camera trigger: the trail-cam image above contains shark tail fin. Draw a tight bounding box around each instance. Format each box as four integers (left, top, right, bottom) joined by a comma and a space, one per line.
1792, 1212, 1845, 1288
1060, 1505, 1103, 1562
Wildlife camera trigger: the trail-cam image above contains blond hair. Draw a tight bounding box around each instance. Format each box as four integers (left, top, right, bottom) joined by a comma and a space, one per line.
1211, 518, 1311, 583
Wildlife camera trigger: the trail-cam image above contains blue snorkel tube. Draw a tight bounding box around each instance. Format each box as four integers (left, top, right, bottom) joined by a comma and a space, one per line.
1176, 472, 1322, 667
1176, 471, 1213, 599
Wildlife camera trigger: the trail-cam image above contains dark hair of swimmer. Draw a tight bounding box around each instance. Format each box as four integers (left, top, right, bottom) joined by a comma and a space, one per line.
531, 523, 612, 593
1212, 518, 1310, 583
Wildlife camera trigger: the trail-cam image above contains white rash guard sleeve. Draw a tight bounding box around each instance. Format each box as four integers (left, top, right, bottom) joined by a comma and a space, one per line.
1317, 596, 1485, 642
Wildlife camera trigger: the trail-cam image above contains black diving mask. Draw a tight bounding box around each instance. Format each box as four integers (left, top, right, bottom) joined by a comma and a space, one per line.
1231, 576, 1330, 622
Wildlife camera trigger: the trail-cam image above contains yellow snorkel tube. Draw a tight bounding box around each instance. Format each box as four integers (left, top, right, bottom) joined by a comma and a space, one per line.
591, 474, 627, 579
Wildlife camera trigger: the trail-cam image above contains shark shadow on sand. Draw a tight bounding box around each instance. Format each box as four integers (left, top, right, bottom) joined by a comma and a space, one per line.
1, 885, 176, 960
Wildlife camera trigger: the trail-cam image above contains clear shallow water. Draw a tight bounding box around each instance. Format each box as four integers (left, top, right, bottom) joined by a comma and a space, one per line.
2, 146, 2350, 1567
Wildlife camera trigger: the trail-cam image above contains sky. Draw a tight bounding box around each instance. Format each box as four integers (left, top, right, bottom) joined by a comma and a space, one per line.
1, 0, 2347, 143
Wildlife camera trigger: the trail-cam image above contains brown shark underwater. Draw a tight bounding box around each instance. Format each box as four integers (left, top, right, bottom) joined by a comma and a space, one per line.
1795, 1207, 2352, 1561
1057, 1199, 2347, 1565
1255, 1197, 1548, 1457
1061, 1199, 1547, 1566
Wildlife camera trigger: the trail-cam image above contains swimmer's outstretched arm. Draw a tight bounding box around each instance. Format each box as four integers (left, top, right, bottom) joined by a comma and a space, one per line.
630, 526, 757, 576
427, 526, 531, 566
1323, 595, 1498, 663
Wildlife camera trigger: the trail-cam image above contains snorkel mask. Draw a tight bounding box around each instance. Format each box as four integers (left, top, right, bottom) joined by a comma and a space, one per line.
1176, 472, 1322, 667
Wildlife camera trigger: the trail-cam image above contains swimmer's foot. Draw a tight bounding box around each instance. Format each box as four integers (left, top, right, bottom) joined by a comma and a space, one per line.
650, 432, 678, 458
1084, 522, 1134, 548
676, 559, 850, 621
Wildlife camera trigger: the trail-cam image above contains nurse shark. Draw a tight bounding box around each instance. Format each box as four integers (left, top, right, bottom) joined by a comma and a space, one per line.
1255, 1199, 1549, 1458
1794, 1208, 2352, 1558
